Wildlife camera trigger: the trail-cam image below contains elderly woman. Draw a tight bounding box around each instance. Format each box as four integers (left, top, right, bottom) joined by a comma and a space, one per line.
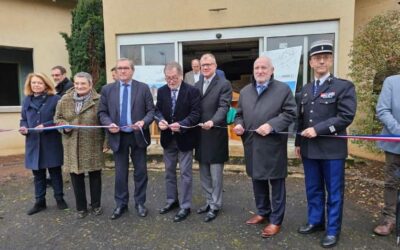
19, 73, 68, 215
54, 72, 106, 218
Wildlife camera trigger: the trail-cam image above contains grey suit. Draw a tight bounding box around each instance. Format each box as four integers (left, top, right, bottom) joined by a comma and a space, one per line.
98, 80, 155, 207
184, 71, 199, 85
194, 75, 232, 210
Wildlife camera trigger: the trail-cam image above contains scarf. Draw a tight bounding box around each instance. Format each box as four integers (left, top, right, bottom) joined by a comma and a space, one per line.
73, 91, 91, 114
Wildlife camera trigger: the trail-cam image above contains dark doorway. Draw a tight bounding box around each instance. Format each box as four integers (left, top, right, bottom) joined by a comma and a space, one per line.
0, 63, 20, 106
182, 39, 258, 92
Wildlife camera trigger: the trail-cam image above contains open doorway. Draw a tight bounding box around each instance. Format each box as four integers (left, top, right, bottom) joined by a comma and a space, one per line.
182, 38, 259, 92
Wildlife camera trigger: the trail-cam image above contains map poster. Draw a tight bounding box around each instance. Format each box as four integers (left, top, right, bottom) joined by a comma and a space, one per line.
261, 46, 302, 94
134, 65, 166, 100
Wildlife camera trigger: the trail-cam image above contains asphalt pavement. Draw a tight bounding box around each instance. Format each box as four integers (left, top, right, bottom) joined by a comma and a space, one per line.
0, 167, 397, 249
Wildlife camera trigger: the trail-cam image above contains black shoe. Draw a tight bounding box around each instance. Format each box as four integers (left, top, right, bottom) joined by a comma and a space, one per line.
298, 223, 325, 234
159, 201, 179, 214
196, 204, 210, 214
204, 209, 219, 222
110, 206, 127, 220
135, 204, 148, 217
321, 235, 339, 248
173, 208, 190, 222
27, 200, 47, 215
76, 210, 88, 219
56, 199, 68, 210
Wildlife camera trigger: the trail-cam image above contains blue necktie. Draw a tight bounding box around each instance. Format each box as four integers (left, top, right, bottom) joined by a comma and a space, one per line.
257, 85, 266, 95
313, 79, 320, 96
171, 89, 178, 116
120, 84, 129, 127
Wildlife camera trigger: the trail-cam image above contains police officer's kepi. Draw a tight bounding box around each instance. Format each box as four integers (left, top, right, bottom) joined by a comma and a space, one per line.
309, 40, 333, 57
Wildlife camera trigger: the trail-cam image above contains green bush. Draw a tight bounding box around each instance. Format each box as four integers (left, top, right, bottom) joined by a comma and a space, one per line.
349, 10, 400, 152
60, 0, 105, 92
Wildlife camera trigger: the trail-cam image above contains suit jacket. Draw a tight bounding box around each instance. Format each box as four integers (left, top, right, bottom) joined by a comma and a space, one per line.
20, 94, 63, 170
235, 79, 297, 180
376, 75, 400, 154
184, 71, 197, 85
194, 74, 232, 163
295, 75, 357, 159
98, 80, 155, 152
155, 82, 201, 151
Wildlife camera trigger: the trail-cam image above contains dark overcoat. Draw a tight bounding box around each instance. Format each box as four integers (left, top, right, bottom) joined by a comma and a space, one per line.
234, 79, 297, 180
98, 80, 155, 152
155, 82, 201, 151
20, 94, 63, 170
294, 75, 357, 159
194, 75, 232, 163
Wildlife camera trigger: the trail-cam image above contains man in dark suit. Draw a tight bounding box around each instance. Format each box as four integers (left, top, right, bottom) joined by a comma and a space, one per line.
194, 53, 232, 222
295, 40, 357, 248
233, 56, 297, 238
155, 62, 201, 222
98, 58, 155, 220
51, 65, 73, 96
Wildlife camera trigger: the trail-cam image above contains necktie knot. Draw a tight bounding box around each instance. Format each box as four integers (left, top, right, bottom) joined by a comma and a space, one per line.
257, 84, 266, 95
313, 79, 321, 96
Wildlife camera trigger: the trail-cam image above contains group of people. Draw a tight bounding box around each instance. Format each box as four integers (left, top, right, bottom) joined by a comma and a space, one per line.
18, 39, 400, 249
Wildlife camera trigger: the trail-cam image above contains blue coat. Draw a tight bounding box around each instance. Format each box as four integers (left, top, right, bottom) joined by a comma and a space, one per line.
20, 94, 63, 170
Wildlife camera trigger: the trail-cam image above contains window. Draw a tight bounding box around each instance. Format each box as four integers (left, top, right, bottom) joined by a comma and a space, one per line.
120, 43, 174, 66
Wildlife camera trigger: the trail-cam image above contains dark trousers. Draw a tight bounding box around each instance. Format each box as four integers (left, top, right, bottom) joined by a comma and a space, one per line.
252, 178, 286, 225
113, 132, 148, 207
382, 151, 400, 222
32, 166, 64, 202
302, 158, 345, 236
70, 170, 102, 212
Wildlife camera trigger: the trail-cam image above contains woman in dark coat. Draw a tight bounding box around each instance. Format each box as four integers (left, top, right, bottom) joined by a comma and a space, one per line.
19, 72, 67, 215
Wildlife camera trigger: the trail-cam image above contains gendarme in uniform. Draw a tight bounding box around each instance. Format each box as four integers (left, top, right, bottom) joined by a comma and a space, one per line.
295, 40, 357, 248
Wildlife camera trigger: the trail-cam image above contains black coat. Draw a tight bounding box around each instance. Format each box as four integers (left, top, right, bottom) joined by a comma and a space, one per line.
295, 75, 357, 159
155, 82, 201, 151
56, 77, 73, 97
194, 75, 232, 163
235, 80, 297, 180
20, 95, 63, 170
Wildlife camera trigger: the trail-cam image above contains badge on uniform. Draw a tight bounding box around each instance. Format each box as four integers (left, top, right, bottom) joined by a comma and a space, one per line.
320, 92, 335, 99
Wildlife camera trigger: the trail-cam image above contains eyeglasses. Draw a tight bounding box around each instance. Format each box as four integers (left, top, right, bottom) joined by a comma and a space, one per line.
201, 63, 215, 68
116, 67, 131, 71
165, 76, 180, 82
51, 74, 61, 77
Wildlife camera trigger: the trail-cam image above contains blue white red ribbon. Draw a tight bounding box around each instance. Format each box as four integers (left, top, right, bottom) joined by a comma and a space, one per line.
2, 123, 400, 142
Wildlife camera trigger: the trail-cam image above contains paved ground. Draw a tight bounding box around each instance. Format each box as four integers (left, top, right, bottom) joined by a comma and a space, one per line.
0, 163, 397, 250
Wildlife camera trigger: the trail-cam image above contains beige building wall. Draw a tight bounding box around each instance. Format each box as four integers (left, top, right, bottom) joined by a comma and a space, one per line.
0, 0, 74, 156
103, 0, 355, 81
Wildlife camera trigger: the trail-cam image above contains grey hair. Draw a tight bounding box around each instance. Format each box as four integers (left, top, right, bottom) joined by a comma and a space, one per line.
164, 61, 183, 75
74, 72, 93, 85
117, 58, 135, 70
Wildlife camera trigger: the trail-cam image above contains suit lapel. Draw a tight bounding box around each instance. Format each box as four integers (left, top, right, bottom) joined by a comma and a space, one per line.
202, 76, 218, 98
174, 83, 186, 114
131, 80, 139, 109
312, 76, 332, 100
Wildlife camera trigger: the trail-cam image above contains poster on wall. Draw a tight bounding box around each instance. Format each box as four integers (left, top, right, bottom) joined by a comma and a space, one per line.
134, 65, 166, 100
261, 46, 302, 94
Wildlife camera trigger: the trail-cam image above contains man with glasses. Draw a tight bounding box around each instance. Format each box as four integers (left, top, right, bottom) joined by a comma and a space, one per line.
295, 40, 357, 248
194, 53, 232, 222
155, 62, 201, 222
51, 65, 73, 96
98, 58, 155, 220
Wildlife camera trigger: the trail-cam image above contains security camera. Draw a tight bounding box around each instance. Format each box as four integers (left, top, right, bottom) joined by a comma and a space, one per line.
216, 33, 222, 39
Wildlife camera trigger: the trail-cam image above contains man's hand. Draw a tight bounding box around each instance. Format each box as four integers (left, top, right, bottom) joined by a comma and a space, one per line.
233, 124, 244, 136
132, 120, 145, 130
255, 123, 273, 136
19, 126, 28, 135
295, 146, 301, 158
201, 120, 214, 130
301, 127, 317, 138
108, 123, 120, 133
169, 122, 181, 132
158, 120, 169, 130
